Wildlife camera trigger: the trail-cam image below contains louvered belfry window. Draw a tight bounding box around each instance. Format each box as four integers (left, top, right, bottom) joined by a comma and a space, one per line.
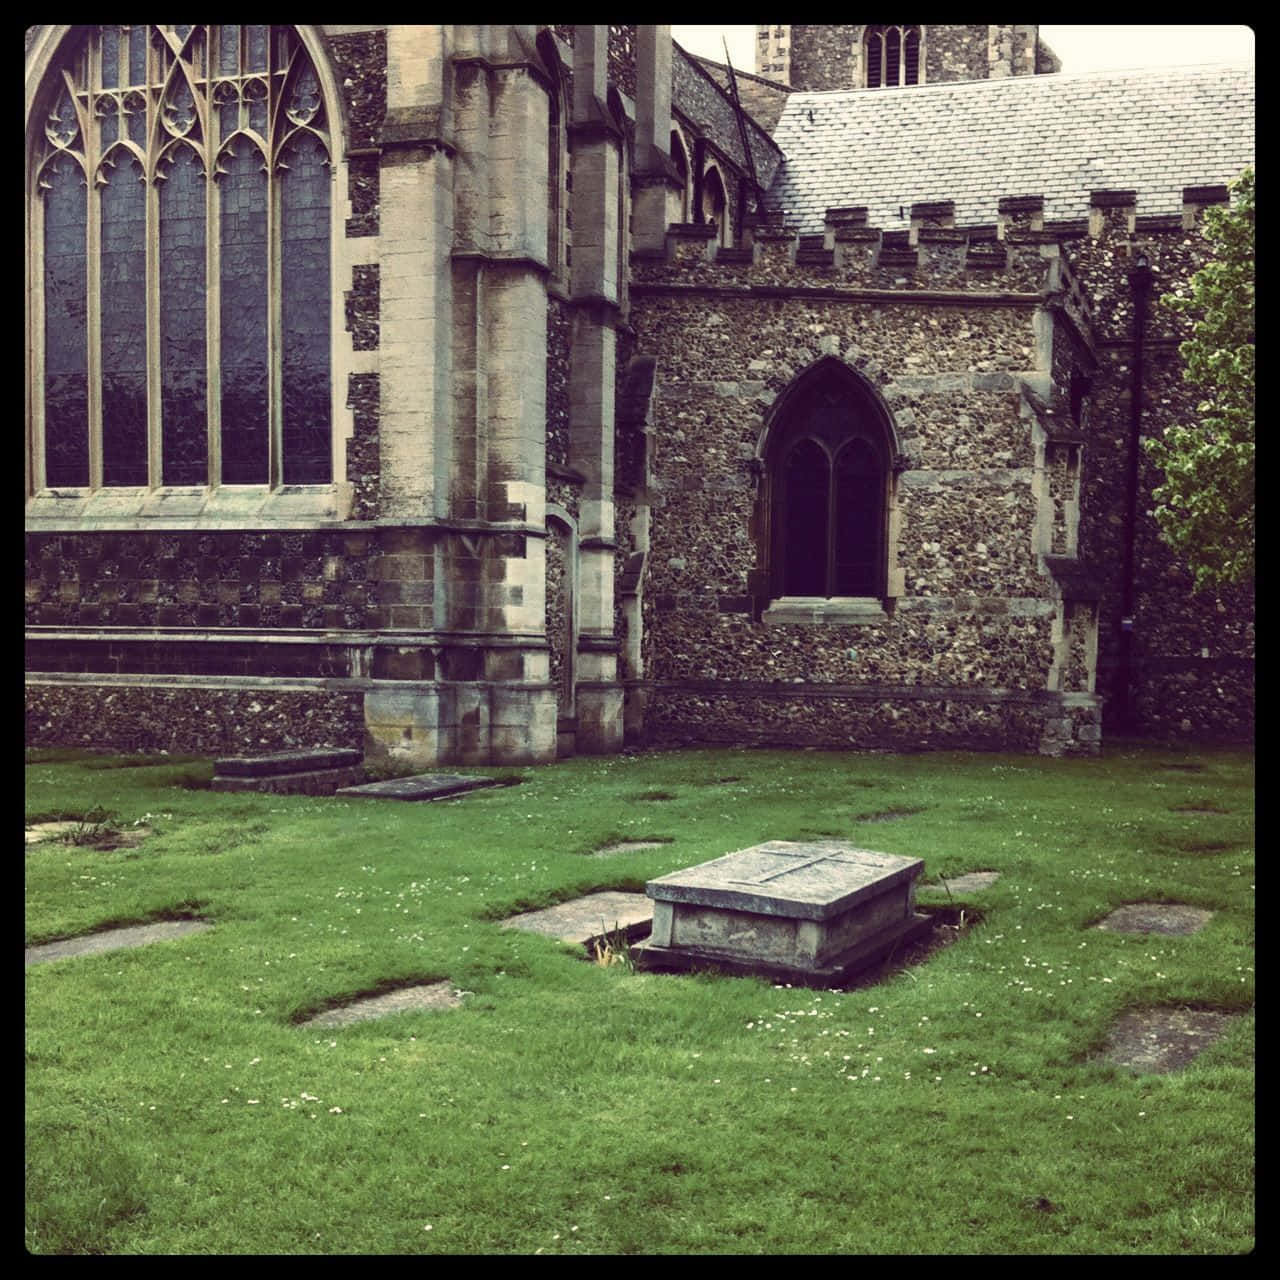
864, 25, 922, 89
31, 25, 333, 491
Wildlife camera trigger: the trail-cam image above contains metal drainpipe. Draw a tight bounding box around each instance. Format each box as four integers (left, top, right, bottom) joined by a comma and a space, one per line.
1118, 252, 1153, 733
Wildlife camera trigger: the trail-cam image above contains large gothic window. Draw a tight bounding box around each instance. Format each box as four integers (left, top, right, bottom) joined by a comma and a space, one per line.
29, 25, 334, 492
768, 364, 892, 600
865, 25, 922, 89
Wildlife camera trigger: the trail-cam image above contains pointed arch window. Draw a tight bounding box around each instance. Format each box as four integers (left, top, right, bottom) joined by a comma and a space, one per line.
28, 24, 335, 493
701, 163, 728, 247
865, 25, 922, 89
670, 129, 690, 223
768, 364, 893, 601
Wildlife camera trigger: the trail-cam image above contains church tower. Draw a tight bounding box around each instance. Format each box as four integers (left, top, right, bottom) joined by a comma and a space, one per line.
756, 24, 1058, 91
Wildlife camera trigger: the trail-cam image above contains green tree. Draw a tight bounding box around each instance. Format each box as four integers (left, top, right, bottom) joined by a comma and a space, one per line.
1145, 167, 1254, 591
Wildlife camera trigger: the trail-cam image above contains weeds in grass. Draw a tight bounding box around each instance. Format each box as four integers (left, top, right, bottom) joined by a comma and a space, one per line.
58, 807, 120, 847
590, 922, 636, 971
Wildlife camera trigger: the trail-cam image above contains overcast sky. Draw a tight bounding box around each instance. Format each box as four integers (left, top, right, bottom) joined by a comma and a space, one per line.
671, 25, 1255, 75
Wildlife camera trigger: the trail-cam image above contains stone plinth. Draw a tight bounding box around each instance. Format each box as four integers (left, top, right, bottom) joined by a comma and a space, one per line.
633, 840, 931, 984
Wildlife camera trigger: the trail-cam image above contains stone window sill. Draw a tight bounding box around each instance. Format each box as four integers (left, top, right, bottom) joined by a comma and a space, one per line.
26, 484, 346, 531
761, 597, 888, 626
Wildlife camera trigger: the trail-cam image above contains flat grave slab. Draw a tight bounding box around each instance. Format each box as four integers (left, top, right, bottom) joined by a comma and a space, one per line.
26, 821, 85, 845
500, 891, 653, 948
1094, 902, 1214, 935
591, 840, 673, 857
26, 919, 212, 966
1095, 1007, 1241, 1073
633, 840, 931, 984
919, 871, 1001, 894
336, 773, 507, 802
300, 981, 464, 1029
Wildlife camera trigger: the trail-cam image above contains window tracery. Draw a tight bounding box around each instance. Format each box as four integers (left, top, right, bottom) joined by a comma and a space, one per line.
29, 25, 334, 493
864, 25, 922, 89
767, 364, 893, 600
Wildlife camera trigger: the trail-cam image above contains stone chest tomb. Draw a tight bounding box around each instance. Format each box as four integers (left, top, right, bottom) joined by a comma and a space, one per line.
634, 840, 931, 983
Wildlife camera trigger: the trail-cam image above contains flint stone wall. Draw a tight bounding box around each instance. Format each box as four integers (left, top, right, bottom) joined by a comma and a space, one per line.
629, 244, 1078, 749
26, 683, 365, 754
1065, 201, 1254, 739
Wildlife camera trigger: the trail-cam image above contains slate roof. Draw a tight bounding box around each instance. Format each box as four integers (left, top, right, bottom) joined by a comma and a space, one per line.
766, 61, 1254, 234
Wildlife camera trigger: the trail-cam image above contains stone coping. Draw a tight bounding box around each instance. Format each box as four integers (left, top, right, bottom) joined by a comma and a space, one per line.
646, 841, 923, 922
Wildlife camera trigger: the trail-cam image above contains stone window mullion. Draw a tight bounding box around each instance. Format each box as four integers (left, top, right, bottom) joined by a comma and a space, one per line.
204, 26, 223, 488
144, 68, 162, 489
85, 47, 104, 490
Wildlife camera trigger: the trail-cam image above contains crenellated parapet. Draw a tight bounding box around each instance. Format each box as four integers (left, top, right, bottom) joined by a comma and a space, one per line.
631, 193, 1108, 300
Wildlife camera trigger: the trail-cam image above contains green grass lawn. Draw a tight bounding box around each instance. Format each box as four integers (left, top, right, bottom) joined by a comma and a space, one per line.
25, 744, 1254, 1254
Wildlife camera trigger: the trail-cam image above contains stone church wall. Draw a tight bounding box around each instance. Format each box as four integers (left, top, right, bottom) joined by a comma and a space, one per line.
1064, 195, 1254, 740
629, 217, 1100, 755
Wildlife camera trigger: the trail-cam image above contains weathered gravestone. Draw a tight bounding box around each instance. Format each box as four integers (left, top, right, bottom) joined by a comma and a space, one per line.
212, 747, 365, 795
633, 840, 931, 985
336, 773, 507, 802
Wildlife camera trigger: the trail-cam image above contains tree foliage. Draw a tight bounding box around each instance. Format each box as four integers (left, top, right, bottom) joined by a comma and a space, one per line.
1144, 168, 1254, 591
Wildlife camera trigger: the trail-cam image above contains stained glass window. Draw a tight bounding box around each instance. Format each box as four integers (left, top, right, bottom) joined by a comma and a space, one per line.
30, 25, 334, 493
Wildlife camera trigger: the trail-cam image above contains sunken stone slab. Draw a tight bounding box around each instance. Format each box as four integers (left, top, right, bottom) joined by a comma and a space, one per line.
300, 982, 464, 1029
336, 773, 506, 802
26, 920, 212, 966
500, 891, 653, 947
591, 840, 674, 857
920, 871, 1001, 894
1094, 902, 1214, 935
25, 821, 85, 844
1096, 1007, 1241, 1073
634, 840, 931, 984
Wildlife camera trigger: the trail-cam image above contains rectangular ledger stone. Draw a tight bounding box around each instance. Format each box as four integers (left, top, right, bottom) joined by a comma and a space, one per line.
336, 773, 507, 801
634, 841, 930, 984
211, 766, 368, 796
213, 747, 364, 778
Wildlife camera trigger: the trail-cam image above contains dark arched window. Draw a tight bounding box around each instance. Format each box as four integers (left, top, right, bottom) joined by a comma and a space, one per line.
701, 163, 727, 246
670, 129, 690, 222
28, 25, 334, 492
865, 25, 922, 89
768, 363, 891, 599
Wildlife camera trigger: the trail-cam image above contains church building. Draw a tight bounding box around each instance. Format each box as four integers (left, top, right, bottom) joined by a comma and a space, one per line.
25, 25, 1254, 763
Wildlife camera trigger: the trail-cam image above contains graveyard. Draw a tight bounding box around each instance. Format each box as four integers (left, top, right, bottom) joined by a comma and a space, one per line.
25, 744, 1253, 1254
